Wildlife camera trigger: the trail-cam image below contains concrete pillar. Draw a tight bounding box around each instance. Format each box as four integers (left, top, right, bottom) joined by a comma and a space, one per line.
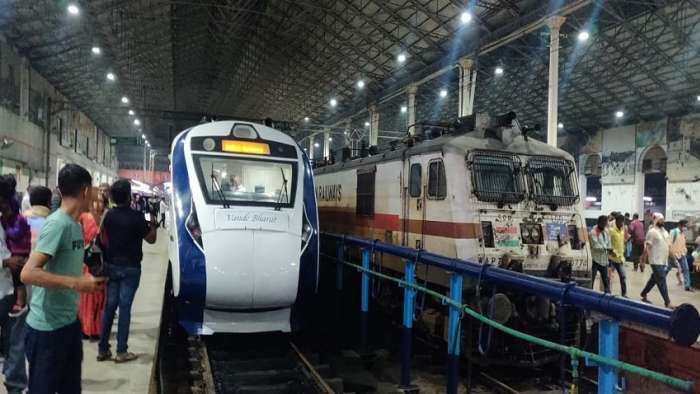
19, 58, 30, 120
546, 16, 566, 147
369, 104, 379, 147
407, 84, 418, 135
308, 136, 314, 160
323, 129, 331, 159
458, 57, 476, 117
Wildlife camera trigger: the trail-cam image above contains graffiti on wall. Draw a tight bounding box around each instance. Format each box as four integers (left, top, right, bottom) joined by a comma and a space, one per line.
667, 114, 700, 182
636, 119, 667, 148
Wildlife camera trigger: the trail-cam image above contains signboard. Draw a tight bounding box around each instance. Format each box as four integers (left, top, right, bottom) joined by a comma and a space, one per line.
494, 224, 520, 249
110, 137, 140, 146
546, 223, 568, 242
214, 209, 289, 232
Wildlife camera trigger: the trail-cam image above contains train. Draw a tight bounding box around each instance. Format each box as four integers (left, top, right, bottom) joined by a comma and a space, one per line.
314, 112, 592, 365
167, 120, 319, 335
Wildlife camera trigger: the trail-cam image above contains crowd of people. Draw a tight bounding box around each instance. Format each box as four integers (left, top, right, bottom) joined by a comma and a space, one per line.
589, 210, 698, 308
0, 163, 160, 393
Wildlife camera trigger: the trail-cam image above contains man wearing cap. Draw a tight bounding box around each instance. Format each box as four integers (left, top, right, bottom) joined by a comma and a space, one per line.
641, 213, 672, 307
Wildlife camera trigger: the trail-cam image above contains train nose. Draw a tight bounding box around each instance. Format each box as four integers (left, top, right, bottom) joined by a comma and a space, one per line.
203, 229, 300, 310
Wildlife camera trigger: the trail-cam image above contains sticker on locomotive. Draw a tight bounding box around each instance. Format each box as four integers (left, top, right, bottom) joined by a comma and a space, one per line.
214, 209, 290, 231
494, 224, 520, 249
545, 223, 569, 242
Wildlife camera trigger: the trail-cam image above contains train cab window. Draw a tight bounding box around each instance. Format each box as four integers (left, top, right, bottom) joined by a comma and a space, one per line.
409, 163, 421, 197
427, 160, 446, 200
356, 168, 375, 216
195, 155, 296, 207
469, 151, 525, 204
526, 157, 578, 207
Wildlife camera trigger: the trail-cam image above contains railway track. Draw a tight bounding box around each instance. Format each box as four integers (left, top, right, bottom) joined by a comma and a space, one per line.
189, 333, 338, 394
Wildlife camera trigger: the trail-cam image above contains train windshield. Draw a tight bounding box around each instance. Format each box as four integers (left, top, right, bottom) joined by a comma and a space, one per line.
469, 151, 525, 204
526, 156, 578, 206
195, 155, 296, 207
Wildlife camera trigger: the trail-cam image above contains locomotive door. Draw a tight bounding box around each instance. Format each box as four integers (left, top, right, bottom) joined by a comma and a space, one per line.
402, 156, 426, 249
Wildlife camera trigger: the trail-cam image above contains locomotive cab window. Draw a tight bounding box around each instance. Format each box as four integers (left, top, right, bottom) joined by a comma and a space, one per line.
195, 155, 296, 207
526, 157, 578, 207
427, 160, 446, 200
356, 168, 376, 216
469, 151, 525, 204
409, 163, 421, 197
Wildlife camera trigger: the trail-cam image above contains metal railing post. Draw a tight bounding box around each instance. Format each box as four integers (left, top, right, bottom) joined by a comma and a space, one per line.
598, 319, 619, 394
447, 273, 463, 394
360, 248, 371, 351
400, 259, 416, 391
336, 240, 344, 291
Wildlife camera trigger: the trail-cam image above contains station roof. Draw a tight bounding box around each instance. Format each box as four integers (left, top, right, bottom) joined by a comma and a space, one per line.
0, 0, 698, 169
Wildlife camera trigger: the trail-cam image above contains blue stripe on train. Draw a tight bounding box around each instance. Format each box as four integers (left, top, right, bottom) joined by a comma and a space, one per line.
171, 129, 206, 334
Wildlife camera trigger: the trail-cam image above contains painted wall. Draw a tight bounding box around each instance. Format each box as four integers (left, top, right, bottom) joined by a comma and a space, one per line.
578, 114, 700, 223
0, 35, 117, 191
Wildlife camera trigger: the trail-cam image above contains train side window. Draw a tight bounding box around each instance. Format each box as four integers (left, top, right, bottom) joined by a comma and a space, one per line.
356, 168, 375, 216
428, 160, 446, 200
409, 163, 421, 197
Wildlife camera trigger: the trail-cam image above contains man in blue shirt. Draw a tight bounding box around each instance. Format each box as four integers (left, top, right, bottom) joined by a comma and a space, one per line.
21, 164, 106, 393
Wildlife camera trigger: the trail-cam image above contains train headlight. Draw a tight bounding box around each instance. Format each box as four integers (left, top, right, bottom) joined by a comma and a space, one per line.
186, 202, 203, 249
202, 138, 216, 151
301, 223, 313, 244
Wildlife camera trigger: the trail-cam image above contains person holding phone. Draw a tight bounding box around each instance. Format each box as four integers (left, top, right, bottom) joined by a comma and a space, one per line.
97, 180, 157, 363
21, 164, 106, 393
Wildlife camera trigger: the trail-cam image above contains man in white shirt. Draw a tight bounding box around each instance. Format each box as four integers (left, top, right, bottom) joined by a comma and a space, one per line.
0, 215, 28, 393
640, 213, 672, 308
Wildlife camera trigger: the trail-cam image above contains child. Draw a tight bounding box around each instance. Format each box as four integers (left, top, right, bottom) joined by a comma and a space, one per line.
1, 190, 31, 317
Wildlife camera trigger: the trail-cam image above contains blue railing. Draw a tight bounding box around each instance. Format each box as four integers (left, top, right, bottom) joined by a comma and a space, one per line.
323, 232, 699, 394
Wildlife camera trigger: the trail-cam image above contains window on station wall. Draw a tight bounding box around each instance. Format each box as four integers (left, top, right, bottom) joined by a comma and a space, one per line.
427, 159, 446, 200
356, 167, 375, 216
409, 163, 421, 197
583, 154, 602, 210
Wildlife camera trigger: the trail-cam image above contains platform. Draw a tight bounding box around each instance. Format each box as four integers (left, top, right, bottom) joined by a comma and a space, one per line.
594, 261, 700, 312
81, 229, 168, 393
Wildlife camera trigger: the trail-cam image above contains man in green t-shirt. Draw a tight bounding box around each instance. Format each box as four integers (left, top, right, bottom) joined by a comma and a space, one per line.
21, 164, 106, 393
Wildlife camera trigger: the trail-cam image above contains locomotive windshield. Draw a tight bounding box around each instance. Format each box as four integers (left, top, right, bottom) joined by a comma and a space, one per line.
194, 155, 296, 207
526, 156, 578, 206
469, 151, 525, 204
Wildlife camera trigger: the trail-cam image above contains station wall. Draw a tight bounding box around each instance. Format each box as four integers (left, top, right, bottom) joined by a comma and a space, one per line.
0, 35, 118, 192
577, 114, 700, 223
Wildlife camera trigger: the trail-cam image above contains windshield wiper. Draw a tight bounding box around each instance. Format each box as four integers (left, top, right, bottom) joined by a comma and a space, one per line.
210, 164, 231, 209
274, 168, 289, 211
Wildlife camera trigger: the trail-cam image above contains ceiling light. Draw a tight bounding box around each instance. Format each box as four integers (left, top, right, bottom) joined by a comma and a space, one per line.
577, 31, 590, 42
67, 4, 80, 15
494, 66, 504, 76
615, 110, 624, 118
128, 109, 135, 116
134, 118, 141, 126
696, 95, 700, 102
558, 122, 564, 129
364, 122, 370, 127
439, 89, 448, 98
121, 96, 129, 104
91, 46, 101, 55
141, 134, 146, 139
356, 80, 365, 89
343, 131, 348, 135
329, 98, 337, 107
400, 105, 407, 113
304, 116, 309, 122
328, 137, 333, 141
314, 142, 320, 148
460, 11, 472, 24
106, 73, 115, 81
397, 53, 407, 63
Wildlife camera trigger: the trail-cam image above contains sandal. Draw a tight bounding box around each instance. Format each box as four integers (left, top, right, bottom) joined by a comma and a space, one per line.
114, 352, 138, 363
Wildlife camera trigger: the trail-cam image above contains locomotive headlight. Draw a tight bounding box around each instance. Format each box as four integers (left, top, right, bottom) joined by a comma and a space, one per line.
186, 202, 204, 249
202, 138, 216, 151
301, 223, 313, 243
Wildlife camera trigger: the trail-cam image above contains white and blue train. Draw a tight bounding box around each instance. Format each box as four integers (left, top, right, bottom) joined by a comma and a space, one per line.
168, 120, 319, 335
